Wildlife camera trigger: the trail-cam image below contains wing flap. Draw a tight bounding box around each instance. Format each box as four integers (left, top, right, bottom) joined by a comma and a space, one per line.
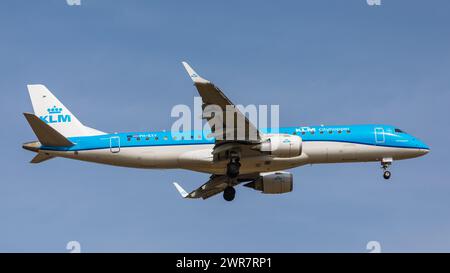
173, 174, 260, 200
173, 176, 229, 200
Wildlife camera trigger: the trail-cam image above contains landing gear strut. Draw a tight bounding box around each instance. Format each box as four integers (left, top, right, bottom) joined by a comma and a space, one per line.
223, 186, 236, 201
381, 158, 393, 180
226, 157, 241, 178
224, 153, 240, 201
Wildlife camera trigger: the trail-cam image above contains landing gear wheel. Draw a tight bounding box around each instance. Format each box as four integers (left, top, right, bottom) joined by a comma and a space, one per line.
381, 159, 393, 180
223, 186, 236, 201
226, 161, 241, 178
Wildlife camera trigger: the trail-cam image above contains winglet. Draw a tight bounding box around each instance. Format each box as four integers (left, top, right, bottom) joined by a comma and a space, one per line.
173, 182, 189, 198
181, 61, 210, 84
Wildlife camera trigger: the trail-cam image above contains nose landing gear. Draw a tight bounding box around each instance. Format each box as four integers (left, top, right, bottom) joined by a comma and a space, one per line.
381, 158, 393, 180
383, 170, 391, 180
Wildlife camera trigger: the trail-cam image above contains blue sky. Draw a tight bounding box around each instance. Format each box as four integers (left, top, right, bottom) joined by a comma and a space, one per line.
1, 0, 449, 252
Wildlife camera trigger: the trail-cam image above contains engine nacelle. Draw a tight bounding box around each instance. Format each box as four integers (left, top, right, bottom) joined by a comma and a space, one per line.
258, 134, 302, 158
244, 172, 293, 194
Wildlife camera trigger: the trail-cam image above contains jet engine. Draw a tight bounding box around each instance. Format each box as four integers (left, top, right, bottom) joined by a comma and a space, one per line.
244, 172, 293, 194
255, 134, 302, 158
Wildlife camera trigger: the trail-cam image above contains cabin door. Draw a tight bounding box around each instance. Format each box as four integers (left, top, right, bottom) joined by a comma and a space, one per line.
374, 128, 385, 144
110, 136, 121, 153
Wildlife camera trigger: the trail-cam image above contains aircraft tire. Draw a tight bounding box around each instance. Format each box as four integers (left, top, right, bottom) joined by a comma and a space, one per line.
223, 186, 236, 201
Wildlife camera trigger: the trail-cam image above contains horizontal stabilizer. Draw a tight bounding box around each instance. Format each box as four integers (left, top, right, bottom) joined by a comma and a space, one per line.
30, 153, 54, 164
23, 113, 74, 147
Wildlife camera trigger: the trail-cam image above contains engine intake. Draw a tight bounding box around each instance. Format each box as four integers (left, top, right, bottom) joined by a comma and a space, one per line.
244, 172, 293, 194
256, 134, 302, 158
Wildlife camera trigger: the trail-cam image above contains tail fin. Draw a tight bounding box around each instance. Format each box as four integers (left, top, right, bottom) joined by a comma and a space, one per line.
27, 84, 105, 137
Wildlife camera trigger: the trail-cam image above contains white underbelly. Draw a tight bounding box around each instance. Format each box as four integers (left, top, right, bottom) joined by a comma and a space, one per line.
42, 141, 422, 174
302, 141, 423, 163
45, 144, 214, 169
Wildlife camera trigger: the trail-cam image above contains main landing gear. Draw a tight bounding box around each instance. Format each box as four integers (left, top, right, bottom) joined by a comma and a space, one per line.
226, 157, 241, 178
223, 186, 236, 202
223, 153, 241, 201
381, 158, 393, 180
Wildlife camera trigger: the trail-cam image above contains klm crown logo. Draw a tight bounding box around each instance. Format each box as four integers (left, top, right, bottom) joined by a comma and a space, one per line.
47, 106, 63, 114
40, 105, 71, 124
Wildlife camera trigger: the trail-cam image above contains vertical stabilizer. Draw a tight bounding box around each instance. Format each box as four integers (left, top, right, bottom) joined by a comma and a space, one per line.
27, 84, 105, 137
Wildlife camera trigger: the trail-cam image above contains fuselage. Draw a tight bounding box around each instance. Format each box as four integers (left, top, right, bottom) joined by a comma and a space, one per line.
24, 124, 429, 175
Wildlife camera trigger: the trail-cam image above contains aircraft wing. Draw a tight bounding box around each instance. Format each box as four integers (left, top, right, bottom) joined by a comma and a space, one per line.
173, 174, 258, 200
182, 62, 262, 143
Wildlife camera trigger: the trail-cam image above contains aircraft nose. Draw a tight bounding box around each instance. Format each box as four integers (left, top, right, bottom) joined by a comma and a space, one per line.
410, 136, 429, 156
419, 140, 430, 151
416, 140, 430, 156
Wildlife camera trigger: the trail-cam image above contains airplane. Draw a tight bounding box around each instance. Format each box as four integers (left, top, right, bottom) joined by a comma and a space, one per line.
22, 62, 430, 202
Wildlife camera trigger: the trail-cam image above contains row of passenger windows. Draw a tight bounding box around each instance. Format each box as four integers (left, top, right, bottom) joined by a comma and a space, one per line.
293, 129, 351, 135
127, 135, 203, 142
126, 129, 352, 141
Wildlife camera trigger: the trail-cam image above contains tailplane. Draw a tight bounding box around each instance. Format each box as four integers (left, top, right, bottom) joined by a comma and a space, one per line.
23, 112, 74, 164
30, 153, 54, 164
23, 113, 74, 147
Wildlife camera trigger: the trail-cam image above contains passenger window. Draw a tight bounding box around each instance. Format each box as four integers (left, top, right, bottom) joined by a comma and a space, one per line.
145, 137, 150, 141
328, 130, 332, 134
346, 129, 351, 133
301, 131, 306, 135
127, 138, 131, 141
136, 137, 140, 141
155, 137, 159, 140
163, 136, 168, 140
320, 130, 324, 134
338, 130, 342, 134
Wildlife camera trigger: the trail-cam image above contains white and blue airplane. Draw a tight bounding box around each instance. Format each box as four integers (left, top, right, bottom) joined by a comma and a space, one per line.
23, 62, 429, 201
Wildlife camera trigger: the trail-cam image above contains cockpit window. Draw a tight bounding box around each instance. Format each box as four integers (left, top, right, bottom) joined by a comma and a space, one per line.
395, 128, 405, 133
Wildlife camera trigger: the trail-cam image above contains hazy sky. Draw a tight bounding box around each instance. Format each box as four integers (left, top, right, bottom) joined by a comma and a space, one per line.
1, 0, 449, 252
